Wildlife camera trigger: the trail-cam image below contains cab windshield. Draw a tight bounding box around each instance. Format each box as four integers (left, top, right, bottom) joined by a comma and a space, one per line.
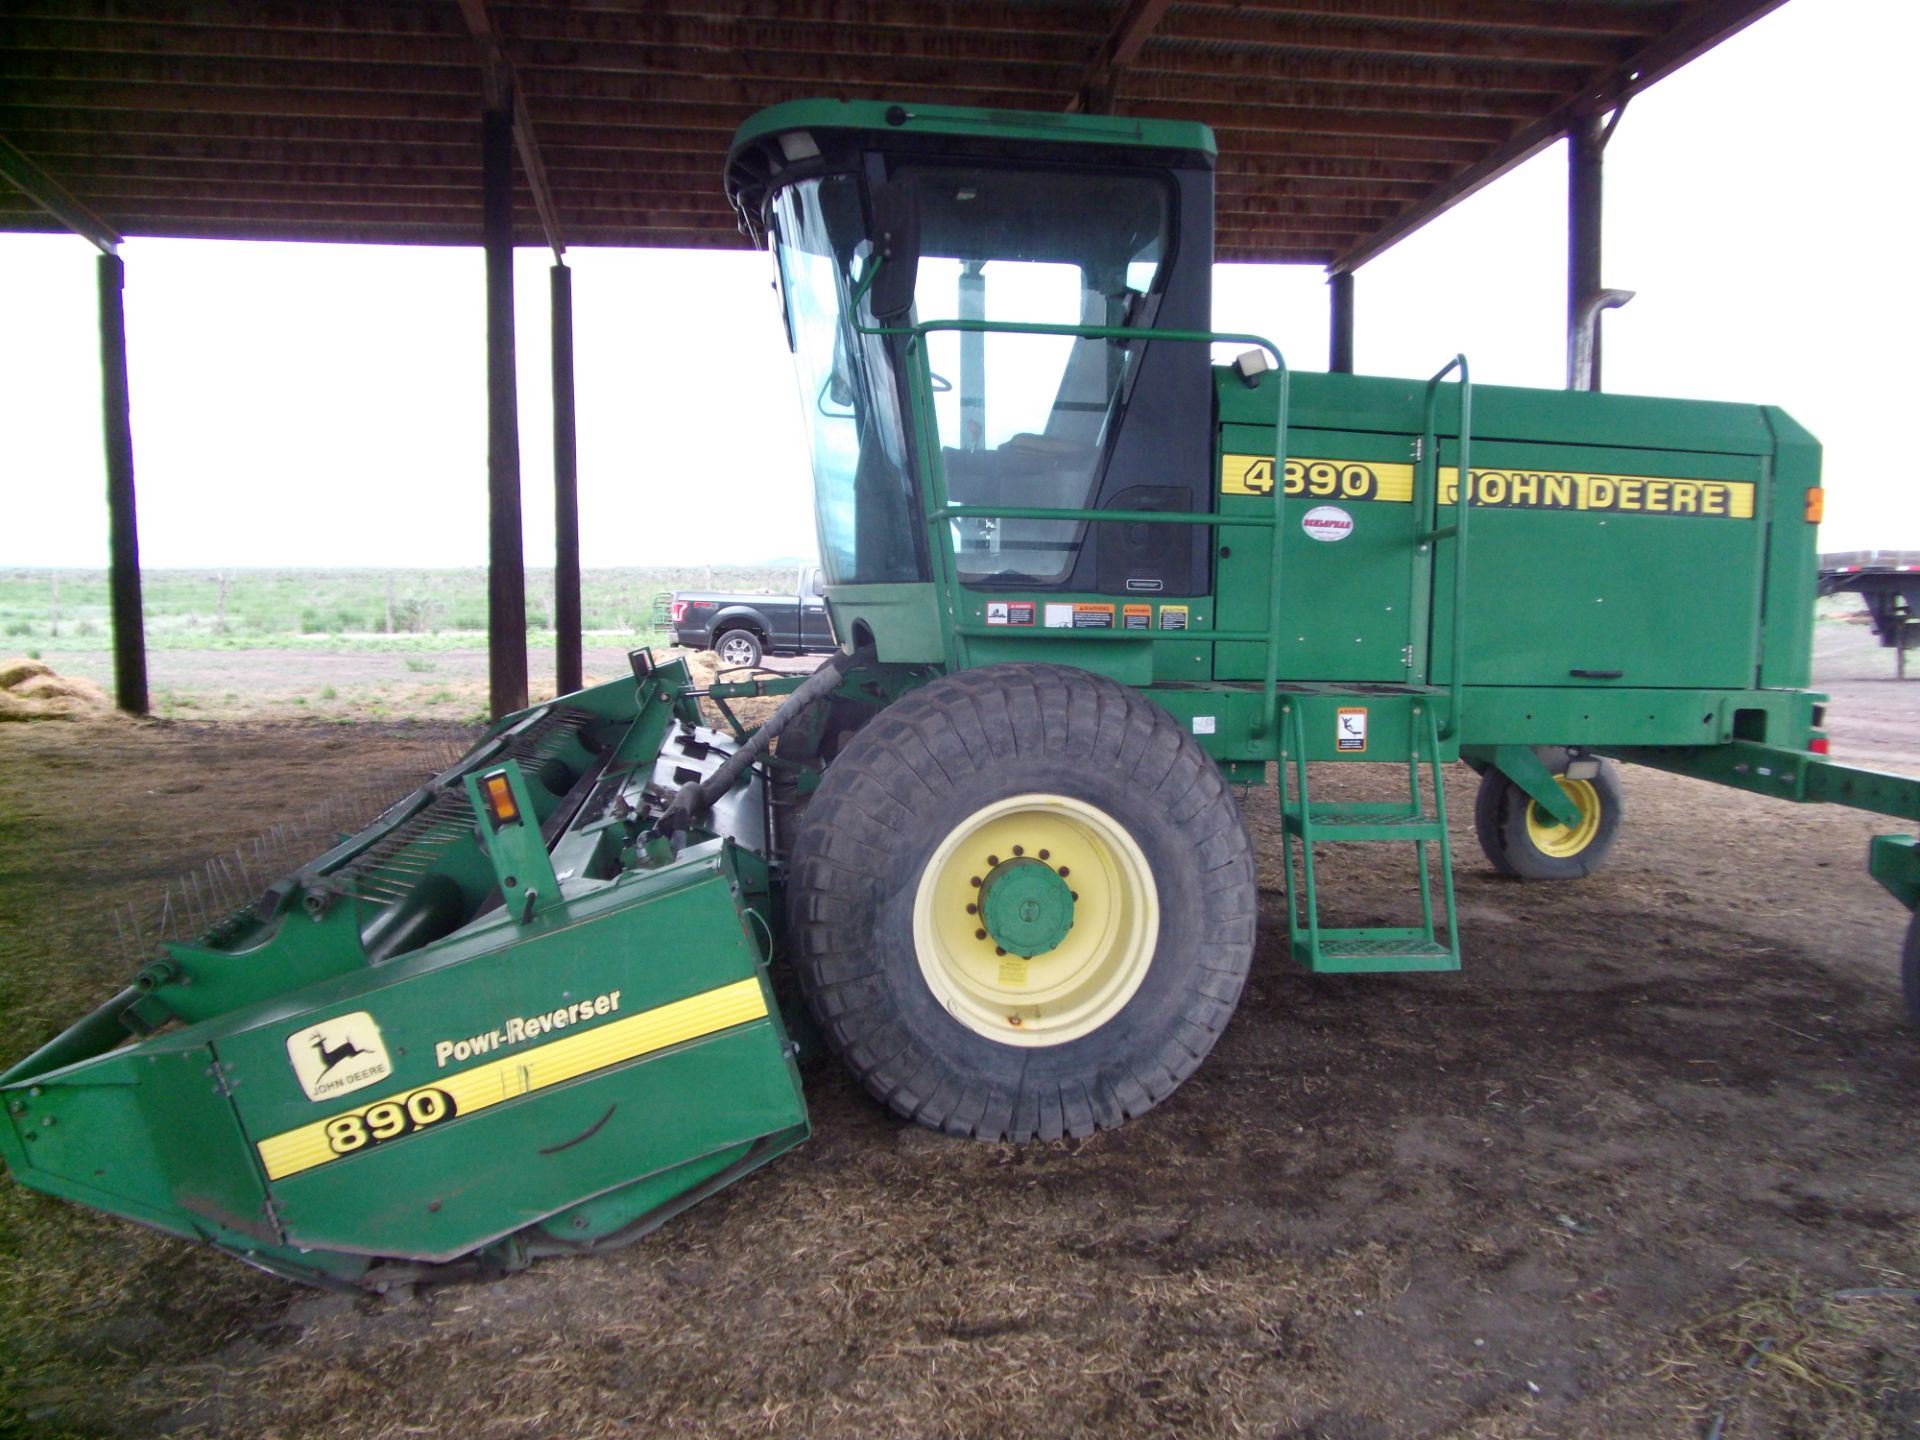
772, 174, 921, 586
772, 163, 1173, 589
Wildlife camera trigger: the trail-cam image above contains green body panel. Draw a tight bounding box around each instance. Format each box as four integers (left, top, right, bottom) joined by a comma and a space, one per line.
1869, 835, 1920, 910
1215, 370, 1783, 700
825, 581, 944, 663
1214, 422, 1421, 684
0, 1039, 268, 1247
906, 362, 1826, 767
1430, 439, 1765, 690
1758, 406, 1822, 689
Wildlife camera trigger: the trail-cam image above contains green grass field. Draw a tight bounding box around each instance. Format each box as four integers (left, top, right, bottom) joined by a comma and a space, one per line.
0, 565, 800, 652
0, 566, 805, 723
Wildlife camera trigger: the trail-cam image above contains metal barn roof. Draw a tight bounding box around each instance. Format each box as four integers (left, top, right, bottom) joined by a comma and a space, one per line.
0, 0, 1783, 269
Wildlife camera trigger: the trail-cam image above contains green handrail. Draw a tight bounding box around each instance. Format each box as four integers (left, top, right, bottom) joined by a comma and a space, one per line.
849, 259, 1294, 738
1418, 355, 1473, 738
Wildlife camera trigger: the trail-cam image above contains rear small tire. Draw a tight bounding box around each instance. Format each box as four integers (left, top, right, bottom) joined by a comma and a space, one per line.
1473, 748, 1622, 880
714, 628, 762, 669
787, 663, 1257, 1142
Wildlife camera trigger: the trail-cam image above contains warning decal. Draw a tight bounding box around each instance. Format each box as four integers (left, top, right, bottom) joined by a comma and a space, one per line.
1336, 707, 1368, 753
1046, 603, 1115, 629
1121, 604, 1152, 630
1220, 454, 1754, 519
1159, 605, 1189, 630
986, 600, 1036, 626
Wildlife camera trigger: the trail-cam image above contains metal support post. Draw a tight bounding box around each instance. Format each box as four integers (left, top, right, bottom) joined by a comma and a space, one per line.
97, 253, 148, 716
551, 262, 582, 696
1329, 270, 1354, 374
958, 261, 986, 449
483, 105, 528, 719
1567, 113, 1605, 391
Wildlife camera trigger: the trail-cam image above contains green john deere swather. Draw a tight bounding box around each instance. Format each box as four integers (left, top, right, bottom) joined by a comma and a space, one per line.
8, 99, 1920, 1287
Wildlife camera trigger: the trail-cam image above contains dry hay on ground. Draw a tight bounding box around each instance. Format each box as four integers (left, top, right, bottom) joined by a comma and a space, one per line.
0, 658, 114, 722
0, 658, 53, 690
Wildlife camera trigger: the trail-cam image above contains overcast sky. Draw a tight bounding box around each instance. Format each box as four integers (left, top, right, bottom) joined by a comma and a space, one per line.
2, 0, 1914, 569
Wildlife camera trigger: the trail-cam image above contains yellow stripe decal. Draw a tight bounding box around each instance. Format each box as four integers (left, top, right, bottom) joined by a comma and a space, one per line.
1220, 454, 1754, 519
256, 977, 768, 1181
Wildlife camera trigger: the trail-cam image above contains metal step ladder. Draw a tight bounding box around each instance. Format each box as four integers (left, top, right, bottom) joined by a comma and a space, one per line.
1276, 697, 1461, 973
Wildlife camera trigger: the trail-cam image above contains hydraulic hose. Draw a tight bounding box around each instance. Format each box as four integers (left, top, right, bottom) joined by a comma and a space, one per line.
656, 644, 873, 839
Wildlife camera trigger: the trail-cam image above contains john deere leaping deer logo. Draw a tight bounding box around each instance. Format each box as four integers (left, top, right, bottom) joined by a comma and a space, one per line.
310, 1028, 371, 1077
286, 1012, 392, 1102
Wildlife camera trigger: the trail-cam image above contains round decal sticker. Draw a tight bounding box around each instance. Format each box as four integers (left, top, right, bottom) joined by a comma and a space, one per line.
1302, 505, 1354, 542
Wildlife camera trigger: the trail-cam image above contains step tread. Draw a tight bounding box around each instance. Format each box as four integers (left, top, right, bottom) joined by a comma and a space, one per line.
1282, 809, 1445, 841
1312, 937, 1456, 959
1308, 809, 1435, 825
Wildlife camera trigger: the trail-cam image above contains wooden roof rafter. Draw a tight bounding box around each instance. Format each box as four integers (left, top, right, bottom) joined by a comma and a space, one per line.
0, 0, 1792, 269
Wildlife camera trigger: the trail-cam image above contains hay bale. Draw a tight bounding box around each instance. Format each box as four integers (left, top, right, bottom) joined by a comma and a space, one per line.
0, 664, 114, 721
0, 657, 53, 690
12, 673, 111, 708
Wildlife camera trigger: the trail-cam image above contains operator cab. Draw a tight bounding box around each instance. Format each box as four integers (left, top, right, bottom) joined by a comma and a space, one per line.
726, 100, 1219, 656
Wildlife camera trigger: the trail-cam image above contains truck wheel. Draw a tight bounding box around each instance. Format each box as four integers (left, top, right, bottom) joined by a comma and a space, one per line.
787, 664, 1256, 1142
715, 629, 762, 669
1473, 748, 1623, 880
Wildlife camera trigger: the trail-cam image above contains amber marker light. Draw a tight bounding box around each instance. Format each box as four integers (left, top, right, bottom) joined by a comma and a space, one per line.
1804, 487, 1825, 523
481, 770, 519, 825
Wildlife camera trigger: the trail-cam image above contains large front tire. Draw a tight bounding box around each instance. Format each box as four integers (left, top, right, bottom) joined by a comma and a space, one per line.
787, 664, 1256, 1141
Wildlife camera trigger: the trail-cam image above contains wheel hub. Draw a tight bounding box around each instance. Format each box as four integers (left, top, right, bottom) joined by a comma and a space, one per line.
910, 793, 1159, 1047
978, 857, 1075, 958
1525, 777, 1601, 857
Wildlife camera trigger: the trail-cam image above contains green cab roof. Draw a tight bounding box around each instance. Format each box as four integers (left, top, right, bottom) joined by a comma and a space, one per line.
726, 99, 1218, 171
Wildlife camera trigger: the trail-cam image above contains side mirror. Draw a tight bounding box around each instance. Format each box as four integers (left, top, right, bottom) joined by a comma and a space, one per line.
865, 179, 920, 320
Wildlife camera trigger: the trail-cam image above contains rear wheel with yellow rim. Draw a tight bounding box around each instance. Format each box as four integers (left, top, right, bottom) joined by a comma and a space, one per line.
1473, 748, 1623, 880
787, 664, 1257, 1142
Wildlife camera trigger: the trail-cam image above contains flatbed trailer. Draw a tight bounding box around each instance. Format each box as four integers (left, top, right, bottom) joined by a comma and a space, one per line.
1820, 550, 1920, 662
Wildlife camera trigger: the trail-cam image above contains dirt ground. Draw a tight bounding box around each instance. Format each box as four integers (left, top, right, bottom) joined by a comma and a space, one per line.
3, 623, 1919, 1439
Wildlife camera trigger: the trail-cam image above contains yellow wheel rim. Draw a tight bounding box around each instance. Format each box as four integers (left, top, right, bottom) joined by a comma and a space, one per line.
1524, 777, 1602, 858
911, 793, 1159, 1048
